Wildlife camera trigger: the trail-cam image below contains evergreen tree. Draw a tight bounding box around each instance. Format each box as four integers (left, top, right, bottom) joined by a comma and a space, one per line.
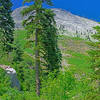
39, 9, 62, 72
0, 0, 14, 53
22, 0, 62, 96
88, 26, 100, 79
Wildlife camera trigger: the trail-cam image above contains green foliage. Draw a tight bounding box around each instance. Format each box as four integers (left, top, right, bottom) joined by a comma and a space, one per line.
88, 26, 100, 77
22, 4, 62, 72
0, 0, 99, 99
12, 30, 36, 92
40, 70, 75, 100
23, 0, 53, 6
0, 68, 11, 96
92, 26, 100, 40
87, 25, 100, 99
0, 28, 99, 99
39, 67, 99, 100
67, 51, 92, 73
12, 62, 36, 92
22, 0, 61, 95
0, 0, 14, 52
0, 66, 100, 100
0, 91, 40, 100
39, 9, 62, 71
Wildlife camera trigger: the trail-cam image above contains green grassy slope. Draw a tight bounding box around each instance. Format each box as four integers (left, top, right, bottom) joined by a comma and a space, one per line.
14, 30, 93, 74
58, 35, 93, 73
1, 29, 99, 100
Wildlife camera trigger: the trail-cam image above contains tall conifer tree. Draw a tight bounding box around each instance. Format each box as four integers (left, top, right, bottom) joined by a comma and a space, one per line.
22, 0, 62, 96
0, 0, 14, 53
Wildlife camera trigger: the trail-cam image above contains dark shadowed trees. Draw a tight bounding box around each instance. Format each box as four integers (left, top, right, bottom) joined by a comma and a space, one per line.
0, 0, 14, 53
22, 0, 62, 96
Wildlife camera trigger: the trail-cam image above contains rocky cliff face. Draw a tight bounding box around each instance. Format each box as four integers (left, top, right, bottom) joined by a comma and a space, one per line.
12, 6, 100, 40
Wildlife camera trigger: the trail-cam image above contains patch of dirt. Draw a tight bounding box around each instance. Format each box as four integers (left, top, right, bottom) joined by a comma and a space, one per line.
59, 38, 91, 54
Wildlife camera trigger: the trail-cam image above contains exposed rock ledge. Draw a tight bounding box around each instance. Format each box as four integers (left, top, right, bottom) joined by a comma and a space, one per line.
12, 6, 100, 41
0, 65, 20, 90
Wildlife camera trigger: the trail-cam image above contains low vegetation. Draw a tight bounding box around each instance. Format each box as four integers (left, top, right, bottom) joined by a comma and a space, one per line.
0, 30, 100, 100
0, 0, 100, 99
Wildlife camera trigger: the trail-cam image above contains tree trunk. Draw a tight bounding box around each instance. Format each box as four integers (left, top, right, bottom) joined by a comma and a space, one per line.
35, 29, 40, 96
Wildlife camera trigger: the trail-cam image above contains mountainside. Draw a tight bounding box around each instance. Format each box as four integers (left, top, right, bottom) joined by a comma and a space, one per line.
12, 6, 100, 40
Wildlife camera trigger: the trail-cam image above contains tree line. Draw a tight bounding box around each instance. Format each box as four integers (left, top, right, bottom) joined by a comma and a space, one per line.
0, 0, 62, 96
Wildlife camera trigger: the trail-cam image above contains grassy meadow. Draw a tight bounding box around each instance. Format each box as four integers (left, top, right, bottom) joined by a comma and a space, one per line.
0, 29, 100, 100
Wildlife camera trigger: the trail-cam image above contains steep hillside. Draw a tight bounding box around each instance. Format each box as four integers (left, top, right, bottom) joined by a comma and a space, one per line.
14, 30, 92, 73
12, 6, 100, 41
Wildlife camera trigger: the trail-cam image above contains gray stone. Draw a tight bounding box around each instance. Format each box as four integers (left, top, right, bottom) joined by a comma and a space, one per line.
12, 6, 100, 41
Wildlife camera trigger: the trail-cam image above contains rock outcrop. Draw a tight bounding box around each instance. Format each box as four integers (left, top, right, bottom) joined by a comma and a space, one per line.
12, 6, 100, 40
0, 65, 20, 90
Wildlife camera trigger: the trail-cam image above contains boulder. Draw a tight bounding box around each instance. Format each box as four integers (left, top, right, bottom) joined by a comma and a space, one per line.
0, 65, 20, 90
